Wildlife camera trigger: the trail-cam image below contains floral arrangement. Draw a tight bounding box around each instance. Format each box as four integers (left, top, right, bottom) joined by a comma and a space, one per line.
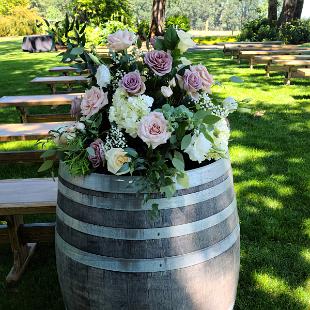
41, 26, 239, 203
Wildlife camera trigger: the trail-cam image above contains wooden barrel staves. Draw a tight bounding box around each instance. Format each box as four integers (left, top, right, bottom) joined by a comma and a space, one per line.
56, 158, 240, 310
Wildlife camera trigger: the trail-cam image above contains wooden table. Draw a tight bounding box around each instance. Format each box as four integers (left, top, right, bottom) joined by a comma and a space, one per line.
0, 93, 83, 123
31, 76, 89, 94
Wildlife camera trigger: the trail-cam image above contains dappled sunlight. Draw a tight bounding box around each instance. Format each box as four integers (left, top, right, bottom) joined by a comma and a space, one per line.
230, 145, 274, 163
230, 129, 245, 139
303, 219, 310, 238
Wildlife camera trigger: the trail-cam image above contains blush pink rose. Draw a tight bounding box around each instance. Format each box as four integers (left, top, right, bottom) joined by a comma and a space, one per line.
176, 68, 203, 100
120, 71, 146, 95
108, 30, 136, 52
81, 86, 108, 119
88, 138, 105, 168
191, 64, 214, 93
144, 50, 173, 76
137, 111, 171, 149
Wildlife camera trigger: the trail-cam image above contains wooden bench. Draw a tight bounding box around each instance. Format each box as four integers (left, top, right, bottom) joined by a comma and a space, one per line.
0, 178, 56, 283
31, 76, 89, 94
0, 121, 72, 142
268, 59, 310, 84
253, 54, 310, 66
0, 94, 83, 123
239, 49, 310, 69
49, 66, 79, 75
293, 68, 310, 81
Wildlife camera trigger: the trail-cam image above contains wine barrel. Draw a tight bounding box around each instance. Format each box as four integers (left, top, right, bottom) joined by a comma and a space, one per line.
56, 158, 240, 310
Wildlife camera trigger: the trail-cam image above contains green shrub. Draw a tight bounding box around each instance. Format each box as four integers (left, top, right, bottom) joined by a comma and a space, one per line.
0, 6, 42, 37
238, 18, 278, 42
165, 15, 190, 32
238, 17, 310, 44
193, 36, 237, 45
85, 25, 105, 46
279, 19, 310, 44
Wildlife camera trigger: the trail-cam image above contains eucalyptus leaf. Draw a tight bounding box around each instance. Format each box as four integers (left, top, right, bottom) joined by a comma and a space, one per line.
117, 162, 130, 174
86, 147, 95, 157
177, 172, 189, 188
181, 134, 192, 150
38, 160, 53, 172
124, 147, 138, 158
229, 76, 244, 83
172, 157, 184, 171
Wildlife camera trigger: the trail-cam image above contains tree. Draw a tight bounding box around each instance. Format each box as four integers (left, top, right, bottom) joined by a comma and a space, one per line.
268, 0, 278, 21
149, 0, 167, 37
278, 0, 304, 25
0, 0, 29, 15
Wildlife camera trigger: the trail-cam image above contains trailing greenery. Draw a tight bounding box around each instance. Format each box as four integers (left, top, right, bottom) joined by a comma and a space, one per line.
238, 18, 310, 44
0, 37, 309, 309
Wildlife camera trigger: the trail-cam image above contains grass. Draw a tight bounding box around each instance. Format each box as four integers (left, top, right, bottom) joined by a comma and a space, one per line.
0, 37, 309, 309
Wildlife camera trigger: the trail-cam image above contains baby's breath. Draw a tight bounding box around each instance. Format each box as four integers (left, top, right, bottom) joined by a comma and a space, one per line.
104, 126, 127, 152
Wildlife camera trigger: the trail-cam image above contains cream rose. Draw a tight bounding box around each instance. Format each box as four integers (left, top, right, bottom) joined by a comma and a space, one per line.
222, 97, 238, 113
81, 86, 108, 119
95, 64, 111, 88
176, 30, 196, 53
161, 86, 173, 98
105, 148, 131, 175
184, 132, 212, 163
108, 30, 136, 52
137, 112, 171, 149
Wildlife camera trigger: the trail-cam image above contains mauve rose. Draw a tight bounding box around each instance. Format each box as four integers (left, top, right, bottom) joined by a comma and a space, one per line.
137, 112, 171, 149
81, 86, 108, 119
176, 68, 203, 100
108, 30, 136, 52
191, 64, 214, 93
88, 139, 105, 168
120, 71, 146, 96
144, 50, 173, 76
70, 96, 82, 118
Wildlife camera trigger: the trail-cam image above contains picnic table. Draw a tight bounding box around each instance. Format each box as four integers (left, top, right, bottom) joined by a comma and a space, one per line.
31, 76, 89, 94
0, 93, 83, 123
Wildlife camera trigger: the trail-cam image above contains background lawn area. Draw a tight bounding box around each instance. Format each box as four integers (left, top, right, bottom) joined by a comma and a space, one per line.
0, 37, 309, 310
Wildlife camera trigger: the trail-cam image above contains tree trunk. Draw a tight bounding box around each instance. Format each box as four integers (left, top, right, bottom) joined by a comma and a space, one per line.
294, 0, 304, 19
149, 0, 167, 37
278, 0, 304, 25
268, 0, 278, 22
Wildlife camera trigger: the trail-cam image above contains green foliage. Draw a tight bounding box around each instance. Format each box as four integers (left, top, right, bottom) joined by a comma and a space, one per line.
238, 18, 310, 44
136, 19, 150, 41
238, 18, 278, 42
165, 15, 191, 32
0, 6, 42, 37
193, 36, 237, 45
71, 0, 132, 26
0, 0, 29, 16
279, 19, 310, 44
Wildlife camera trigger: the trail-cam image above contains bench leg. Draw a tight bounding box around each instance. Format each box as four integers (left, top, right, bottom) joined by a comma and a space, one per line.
249, 57, 254, 70
5, 215, 36, 284
49, 84, 56, 94
16, 107, 29, 123
285, 69, 292, 85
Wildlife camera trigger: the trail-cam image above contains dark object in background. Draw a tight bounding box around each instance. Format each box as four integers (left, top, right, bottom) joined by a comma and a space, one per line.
22, 35, 54, 53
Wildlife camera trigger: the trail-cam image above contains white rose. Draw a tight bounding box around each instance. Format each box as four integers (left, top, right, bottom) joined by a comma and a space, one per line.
184, 132, 212, 163
75, 122, 85, 132
222, 97, 238, 113
180, 57, 192, 66
105, 148, 131, 175
161, 86, 173, 98
95, 64, 111, 88
176, 30, 196, 53
108, 30, 136, 52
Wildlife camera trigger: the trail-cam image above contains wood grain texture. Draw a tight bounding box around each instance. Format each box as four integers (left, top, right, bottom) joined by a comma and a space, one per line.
240, 49, 310, 56
272, 59, 310, 65
31, 76, 89, 84
0, 93, 83, 108
56, 159, 240, 310
0, 121, 73, 142
26, 113, 74, 123
0, 178, 57, 215
296, 68, 310, 77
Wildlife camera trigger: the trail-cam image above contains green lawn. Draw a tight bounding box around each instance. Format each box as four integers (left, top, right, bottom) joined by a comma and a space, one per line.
0, 37, 309, 310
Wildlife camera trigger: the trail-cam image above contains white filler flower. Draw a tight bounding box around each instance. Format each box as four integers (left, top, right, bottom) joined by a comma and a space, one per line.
185, 132, 212, 163
95, 64, 111, 88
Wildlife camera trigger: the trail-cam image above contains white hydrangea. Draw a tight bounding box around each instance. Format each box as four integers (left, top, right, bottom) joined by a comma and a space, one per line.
222, 97, 238, 114
109, 88, 153, 137
207, 119, 231, 160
